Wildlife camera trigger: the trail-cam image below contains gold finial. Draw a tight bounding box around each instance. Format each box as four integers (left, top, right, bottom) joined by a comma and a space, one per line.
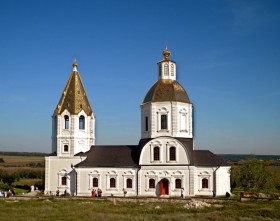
162, 46, 171, 60
72, 58, 78, 68
72, 57, 78, 71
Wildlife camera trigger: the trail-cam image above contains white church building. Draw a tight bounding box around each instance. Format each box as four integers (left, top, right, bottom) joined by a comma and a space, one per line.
45, 48, 231, 197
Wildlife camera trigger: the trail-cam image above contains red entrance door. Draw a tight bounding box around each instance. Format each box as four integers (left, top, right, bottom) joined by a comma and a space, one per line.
160, 179, 169, 195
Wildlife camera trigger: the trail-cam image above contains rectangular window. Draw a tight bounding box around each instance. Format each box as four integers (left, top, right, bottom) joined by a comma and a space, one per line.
110, 178, 116, 188
64, 145, 69, 152
169, 147, 176, 161
93, 178, 98, 187
61, 177, 67, 186
126, 179, 132, 188
154, 147, 160, 161
161, 114, 167, 130
202, 178, 208, 189
149, 179, 155, 188
175, 179, 181, 189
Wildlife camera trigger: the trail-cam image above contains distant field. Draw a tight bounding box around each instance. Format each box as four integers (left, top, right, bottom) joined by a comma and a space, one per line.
0, 155, 44, 164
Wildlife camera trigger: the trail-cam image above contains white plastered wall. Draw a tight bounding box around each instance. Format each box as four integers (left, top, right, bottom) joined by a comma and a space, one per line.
44, 156, 85, 196
75, 167, 138, 197
193, 166, 231, 196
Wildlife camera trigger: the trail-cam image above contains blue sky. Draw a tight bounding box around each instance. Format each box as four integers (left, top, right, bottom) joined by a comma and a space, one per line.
0, 0, 279, 155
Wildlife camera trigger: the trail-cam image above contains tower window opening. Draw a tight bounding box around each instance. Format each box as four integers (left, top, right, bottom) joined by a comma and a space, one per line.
154, 146, 160, 161
126, 178, 132, 188
169, 147, 176, 161
164, 63, 168, 76
149, 178, 155, 188
171, 64, 174, 76
161, 114, 167, 130
79, 116, 85, 129
64, 115, 69, 129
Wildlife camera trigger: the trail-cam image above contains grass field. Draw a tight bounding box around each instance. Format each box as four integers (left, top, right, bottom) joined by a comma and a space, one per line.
0, 198, 279, 221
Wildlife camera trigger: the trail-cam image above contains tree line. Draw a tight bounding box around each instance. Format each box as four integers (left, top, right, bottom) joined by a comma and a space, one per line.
0, 169, 44, 185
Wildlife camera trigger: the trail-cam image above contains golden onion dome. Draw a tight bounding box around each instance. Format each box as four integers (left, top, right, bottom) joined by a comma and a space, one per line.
143, 79, 191, 104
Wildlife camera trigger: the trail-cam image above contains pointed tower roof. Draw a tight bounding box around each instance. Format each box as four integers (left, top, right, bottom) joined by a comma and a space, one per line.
54, 59, 93, 116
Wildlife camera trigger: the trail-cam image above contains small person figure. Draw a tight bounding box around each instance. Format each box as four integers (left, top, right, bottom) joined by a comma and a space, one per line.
91, 189, 96, 198
181, 188, 184, 199
123, 188, 127, 197
64, 189, 67, 196
56, 189, 59, 196
97, 188, 102, 197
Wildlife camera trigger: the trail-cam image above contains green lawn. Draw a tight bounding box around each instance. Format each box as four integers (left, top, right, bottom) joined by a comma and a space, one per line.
0, 198, 279, 221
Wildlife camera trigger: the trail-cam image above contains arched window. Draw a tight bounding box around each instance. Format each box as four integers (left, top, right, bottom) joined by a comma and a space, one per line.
64, 115, 69, 129
79, 116, 85, 129
161, 114, 167, 130
93, 178, 98, 187
126, 178, 132, 188
149, 179, 155, 188
202, 178, 208, 189
64, 145, 68, 152
154, 147, 160, 161
110, 178, 116, 188
164, 63, 168, 76
175, 179, 181, 189
61, 177, 67, 186
171, 64, 174, 76
169, 147, 176, 161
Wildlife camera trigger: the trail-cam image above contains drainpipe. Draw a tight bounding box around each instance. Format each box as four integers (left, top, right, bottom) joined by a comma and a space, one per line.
213, 165, 220, 197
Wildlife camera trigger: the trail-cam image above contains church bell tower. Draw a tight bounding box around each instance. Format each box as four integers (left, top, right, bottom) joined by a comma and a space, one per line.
52, 59, 95, 157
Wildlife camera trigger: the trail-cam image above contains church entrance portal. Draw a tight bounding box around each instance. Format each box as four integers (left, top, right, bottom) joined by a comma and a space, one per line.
159, 179, 169, 195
